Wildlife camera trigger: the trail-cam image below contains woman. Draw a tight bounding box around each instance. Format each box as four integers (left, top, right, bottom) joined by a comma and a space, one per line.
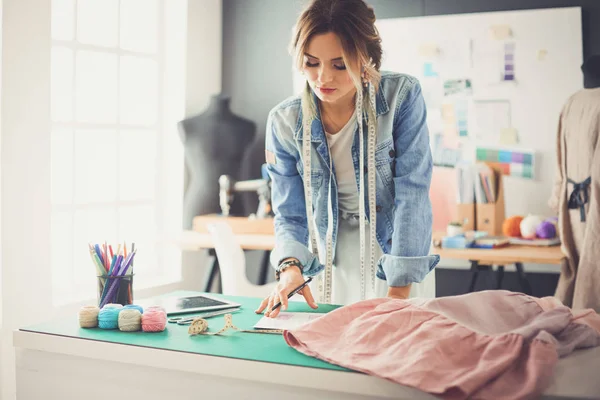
256, 0, 439, 318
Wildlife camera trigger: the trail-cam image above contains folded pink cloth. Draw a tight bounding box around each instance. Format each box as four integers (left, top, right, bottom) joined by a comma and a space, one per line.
284, 291, 600, 400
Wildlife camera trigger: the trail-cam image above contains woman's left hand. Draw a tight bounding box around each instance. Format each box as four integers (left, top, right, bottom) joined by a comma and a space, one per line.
387, 285, 411, 300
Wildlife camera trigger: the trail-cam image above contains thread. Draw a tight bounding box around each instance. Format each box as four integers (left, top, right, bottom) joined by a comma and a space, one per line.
78, 305, 100, 328
141, 307, 167, 332
145, 306, 166, 314
103, 303, 124, 309
118, 309, 142, 332
536, 221, 556, 239
98, 305, 122, 329
123, 304, 144, 314
520, 215, 544, 239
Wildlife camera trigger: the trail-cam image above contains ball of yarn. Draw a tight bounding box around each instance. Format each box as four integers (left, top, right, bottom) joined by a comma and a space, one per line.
123, 304, 144, 314
98, 307, 121, 329
502, 215, 524, 237
118, 309, 142, 332
103, 303, 124, 310
78, 305, 100, 328
145, 306, 166, 314
536, 221, 556, 239
520, 215, 544, 239
141, 308, 167, 332
546, 216, 558, 229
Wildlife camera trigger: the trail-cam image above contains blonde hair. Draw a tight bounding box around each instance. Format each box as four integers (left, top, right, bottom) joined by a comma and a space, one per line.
290, 0, 382, 90
291, 0, 381, 301
290, 0, 381, 123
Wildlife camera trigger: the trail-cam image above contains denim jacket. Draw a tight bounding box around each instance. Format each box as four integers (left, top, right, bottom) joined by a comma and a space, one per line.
265, 71, 440, 287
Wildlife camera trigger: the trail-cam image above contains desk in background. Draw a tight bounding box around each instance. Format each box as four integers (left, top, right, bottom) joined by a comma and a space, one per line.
192, 215, 275, 292
190, 215, 565, 296
433, 232, 564, 295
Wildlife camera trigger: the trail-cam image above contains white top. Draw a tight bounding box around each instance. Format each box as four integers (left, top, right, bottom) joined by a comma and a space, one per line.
325, 114, 359, 214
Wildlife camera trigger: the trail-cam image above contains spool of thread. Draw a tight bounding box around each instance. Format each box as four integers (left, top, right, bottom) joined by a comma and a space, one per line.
145, 306, 166, 314
141, 307, 167, 332
118, 309, 142, 332
502, 215, 524, 237
78, 305, 100, 328
98, 306, 122, 329
123, 304, 144, 314
520, 215, 544, 239
536, 220, 556, 239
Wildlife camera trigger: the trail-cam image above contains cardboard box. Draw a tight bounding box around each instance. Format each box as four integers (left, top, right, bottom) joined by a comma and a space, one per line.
456, 203, 476, 231
475, 167, 506, 235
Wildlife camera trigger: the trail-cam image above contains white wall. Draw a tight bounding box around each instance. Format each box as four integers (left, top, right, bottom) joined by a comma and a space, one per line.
0, 1, 223, 398
185, 0, 222, 117
1, 1, 53, 399
180, 0, 223, 291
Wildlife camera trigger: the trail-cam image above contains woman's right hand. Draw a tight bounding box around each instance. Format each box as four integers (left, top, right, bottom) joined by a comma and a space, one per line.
255, 267, 318, 318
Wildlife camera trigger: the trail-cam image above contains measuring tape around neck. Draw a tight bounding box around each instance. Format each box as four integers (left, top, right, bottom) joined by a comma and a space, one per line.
301, 83, 378, 304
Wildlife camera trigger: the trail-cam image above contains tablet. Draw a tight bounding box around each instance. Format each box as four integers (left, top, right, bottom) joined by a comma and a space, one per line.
138, 294, 241, 316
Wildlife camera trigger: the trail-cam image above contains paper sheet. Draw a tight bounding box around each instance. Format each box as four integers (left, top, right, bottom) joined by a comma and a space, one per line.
473, 100, 511, 142
254, 312, 324, 331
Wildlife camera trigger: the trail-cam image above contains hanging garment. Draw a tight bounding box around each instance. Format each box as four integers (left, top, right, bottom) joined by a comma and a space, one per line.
284, 290, 600, 400
549, 88, 600, 311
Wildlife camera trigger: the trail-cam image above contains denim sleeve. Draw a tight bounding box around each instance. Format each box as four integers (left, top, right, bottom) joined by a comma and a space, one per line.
378, 80, 440, 287
264, 113, 320, 275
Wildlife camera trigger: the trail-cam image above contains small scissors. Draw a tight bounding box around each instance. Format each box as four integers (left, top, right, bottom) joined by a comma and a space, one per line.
167, 307, 241, 325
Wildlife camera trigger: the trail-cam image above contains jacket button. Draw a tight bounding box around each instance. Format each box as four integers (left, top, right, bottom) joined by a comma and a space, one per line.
376, 205, 382, 212
387, 238, 392, 245
389, 149, 396, 158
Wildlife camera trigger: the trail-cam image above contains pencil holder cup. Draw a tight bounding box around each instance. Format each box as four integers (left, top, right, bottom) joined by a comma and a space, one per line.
97, 274, 134, 307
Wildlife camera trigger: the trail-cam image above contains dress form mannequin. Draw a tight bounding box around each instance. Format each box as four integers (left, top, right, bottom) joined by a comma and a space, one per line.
549, 54, 600, 311
178, 94, 256, 228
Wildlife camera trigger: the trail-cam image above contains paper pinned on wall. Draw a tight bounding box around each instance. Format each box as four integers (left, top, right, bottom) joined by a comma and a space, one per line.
503, 42, 516, 81
490, 25, 513, 40
473, 100, 511, 143
443, 79, 472, 96
436, 41, 471, 79
423, 62, 438, 77
432, 133, 462, 168
499, 127, 519, 145
418, 43, 440, 58
472, 38, 505, 85
442, 103, 458, 145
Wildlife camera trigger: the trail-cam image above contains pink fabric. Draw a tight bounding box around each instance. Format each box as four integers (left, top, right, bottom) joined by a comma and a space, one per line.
284, 290, 600, 400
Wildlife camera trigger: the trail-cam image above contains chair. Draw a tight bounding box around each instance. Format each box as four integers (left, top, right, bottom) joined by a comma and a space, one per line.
207, 221, 277, 297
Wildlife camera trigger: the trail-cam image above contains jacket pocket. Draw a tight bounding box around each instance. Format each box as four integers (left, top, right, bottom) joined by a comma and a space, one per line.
375, 139, 395, 197
296, 161, 324, 189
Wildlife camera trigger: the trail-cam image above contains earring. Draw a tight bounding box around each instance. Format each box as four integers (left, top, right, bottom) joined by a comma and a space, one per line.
361, 69, 369, 88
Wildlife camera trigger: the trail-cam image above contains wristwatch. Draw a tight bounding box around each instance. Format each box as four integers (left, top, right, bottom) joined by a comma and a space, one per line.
275, 259, 303, 281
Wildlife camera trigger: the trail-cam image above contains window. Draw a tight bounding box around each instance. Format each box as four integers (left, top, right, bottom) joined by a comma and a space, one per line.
50, 0, 187, 305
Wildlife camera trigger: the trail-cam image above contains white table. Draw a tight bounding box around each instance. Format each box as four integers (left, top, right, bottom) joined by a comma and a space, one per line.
13, 328, 600, 400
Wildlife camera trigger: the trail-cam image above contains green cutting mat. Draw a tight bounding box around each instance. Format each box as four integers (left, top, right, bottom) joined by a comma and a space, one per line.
21, 291, 350, 372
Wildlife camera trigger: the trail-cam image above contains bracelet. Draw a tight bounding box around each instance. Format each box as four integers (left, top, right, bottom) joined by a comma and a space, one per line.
275, 259, 303, 281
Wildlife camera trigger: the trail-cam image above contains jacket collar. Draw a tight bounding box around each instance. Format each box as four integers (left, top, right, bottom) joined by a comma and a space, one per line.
294, 81, 389, 142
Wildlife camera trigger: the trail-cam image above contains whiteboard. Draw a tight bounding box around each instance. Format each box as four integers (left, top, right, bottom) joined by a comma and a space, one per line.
375, 7, 583, 219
